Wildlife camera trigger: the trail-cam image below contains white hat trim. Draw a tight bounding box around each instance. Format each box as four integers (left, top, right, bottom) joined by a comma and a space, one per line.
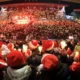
47, 42, 54, 51
0, 62, 7, 66
11, 43, 14, 49
41, 54, 51, 63
29, 42, 38, 49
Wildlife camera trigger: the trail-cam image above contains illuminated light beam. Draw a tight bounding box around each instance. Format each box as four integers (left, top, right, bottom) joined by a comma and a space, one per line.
17, 19, 29, 24
12, 15, 34, 25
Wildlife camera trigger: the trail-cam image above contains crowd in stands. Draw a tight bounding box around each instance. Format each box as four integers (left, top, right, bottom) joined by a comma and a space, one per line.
0, 39, 80, 80
0, 3, 80, 80
0, 19, 80, 42
0, 5, 79, 42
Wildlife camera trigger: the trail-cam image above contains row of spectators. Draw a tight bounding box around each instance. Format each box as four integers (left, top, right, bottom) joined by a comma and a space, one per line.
0, 19, 80, 42
0, 5, 79, 41
0, 39, 80, 80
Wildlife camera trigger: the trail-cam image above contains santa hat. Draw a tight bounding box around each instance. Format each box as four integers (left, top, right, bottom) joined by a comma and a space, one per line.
0, 59, 7, 69
7, 50, 26, 67
7, 43, 14, 51
28, 40, 39, 50
42, 40, 54, 52
66, 48, 72, 55
53, 40, 58, 48
41, 54, 58, 70
1, 45, 10, 57
69, 62, 80, 71
0, 53, 3, 59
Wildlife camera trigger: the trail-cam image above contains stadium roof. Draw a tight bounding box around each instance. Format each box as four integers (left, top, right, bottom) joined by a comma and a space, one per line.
0, 0, 80, 9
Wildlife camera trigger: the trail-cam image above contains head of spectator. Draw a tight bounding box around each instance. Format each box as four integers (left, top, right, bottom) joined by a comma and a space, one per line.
42, 40, 54, 54
0, 41, 10, 58
28, 40, 39, 50
69, 52, 80, 75
37, 54, 59, 71
7, 43, 14, 51
7, 50, 26, 68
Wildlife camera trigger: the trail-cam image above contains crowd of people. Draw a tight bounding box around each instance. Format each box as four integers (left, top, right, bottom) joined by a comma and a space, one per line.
0, 3, 80, 80
0, 39, 80, 80
0, 4, 79, 42
0, 19, 80, 42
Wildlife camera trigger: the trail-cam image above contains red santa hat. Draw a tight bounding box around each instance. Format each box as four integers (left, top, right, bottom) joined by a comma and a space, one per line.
41, 54, 58, 70
28, 40, 39, 50
70, 52, 80, 71
66, 48, 72, 55
0, 59, 7, 69
42, 40, 54, 52
7, 50, 26, 67
7, 43, 14, 51
53, 40, 58, 48
69, 62, 80, 71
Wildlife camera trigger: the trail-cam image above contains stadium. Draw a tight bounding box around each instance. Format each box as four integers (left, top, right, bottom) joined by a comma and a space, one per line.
0, 0, 80, 80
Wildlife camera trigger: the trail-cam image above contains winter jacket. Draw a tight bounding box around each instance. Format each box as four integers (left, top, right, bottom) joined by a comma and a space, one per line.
39, 61, 69, 80
27, 54, 42, 80
7, 65, 31, 80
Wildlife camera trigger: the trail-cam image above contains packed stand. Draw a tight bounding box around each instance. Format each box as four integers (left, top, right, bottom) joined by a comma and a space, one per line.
0, 19, 80, 41
0, 39, 80, 80
0, 4, 80, 80
0, 5, 79, 41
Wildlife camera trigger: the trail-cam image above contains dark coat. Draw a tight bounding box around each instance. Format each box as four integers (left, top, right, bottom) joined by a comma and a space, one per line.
39, 61, 69, 80
0, 71, 4, 80
69, 62, 80, 80
27, 54, 42, 80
